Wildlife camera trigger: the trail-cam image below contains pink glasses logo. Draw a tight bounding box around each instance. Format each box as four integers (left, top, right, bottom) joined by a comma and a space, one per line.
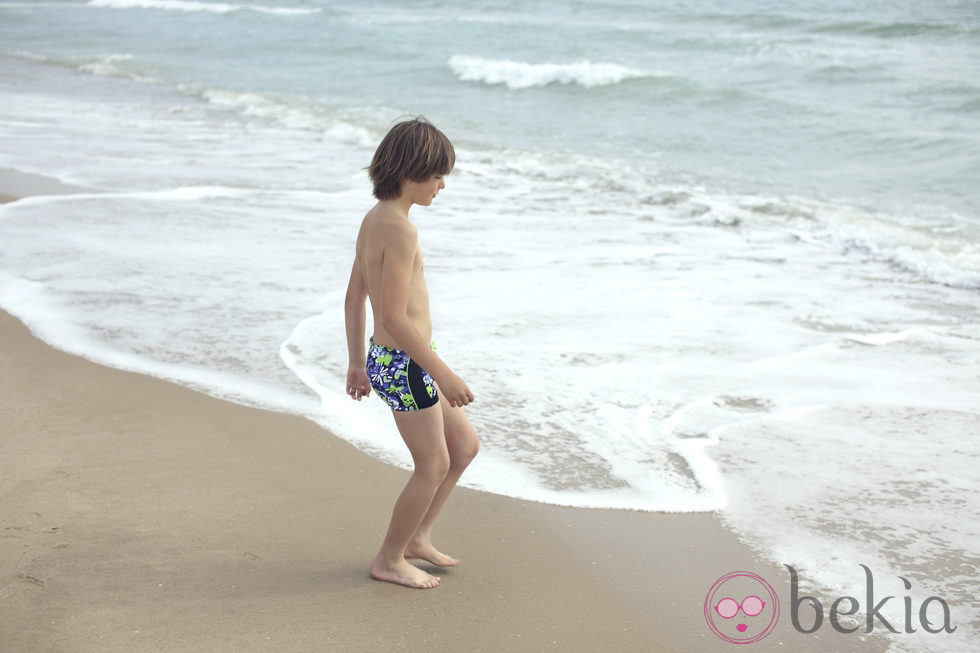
704, 572, 780, 644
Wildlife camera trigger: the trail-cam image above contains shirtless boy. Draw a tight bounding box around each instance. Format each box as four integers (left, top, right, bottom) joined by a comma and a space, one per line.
344, 117, 480, 589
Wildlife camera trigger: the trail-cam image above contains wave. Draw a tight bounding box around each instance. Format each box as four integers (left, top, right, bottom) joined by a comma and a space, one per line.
2, 49, 158, 83
447, 55, 665, 90
461, 141, 980, 289
819, 212, 980, 289
671, 11, 977, 40
77, 53, 142, 79
807, 19, 974, 39
734, 197, 980, 289
86, 0, 320, 15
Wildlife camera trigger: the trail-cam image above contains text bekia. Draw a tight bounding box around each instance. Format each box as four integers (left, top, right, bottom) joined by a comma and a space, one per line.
787, 565, 955, 635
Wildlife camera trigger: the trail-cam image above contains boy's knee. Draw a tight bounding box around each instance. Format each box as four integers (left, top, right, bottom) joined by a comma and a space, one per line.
465, 435, 480, 462
451, 434, 480, 469
418, 451, 451, 482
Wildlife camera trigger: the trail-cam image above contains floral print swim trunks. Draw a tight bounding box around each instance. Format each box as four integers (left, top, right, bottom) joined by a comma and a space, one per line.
366, 338, 439, 411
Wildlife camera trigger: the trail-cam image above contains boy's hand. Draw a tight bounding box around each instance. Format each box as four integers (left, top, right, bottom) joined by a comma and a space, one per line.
346, 366, 371, 401
437, 372, 474, 408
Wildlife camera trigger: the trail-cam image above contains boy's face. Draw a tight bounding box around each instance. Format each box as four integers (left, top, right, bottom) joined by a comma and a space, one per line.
403, 174, 446, 207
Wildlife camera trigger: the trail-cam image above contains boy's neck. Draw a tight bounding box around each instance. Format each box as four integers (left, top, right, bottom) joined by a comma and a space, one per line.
381, 196, 415, 219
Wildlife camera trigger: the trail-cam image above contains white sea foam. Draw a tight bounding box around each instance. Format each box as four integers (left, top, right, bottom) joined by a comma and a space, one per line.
448, 55, 661, 90
86, 0, 320, 15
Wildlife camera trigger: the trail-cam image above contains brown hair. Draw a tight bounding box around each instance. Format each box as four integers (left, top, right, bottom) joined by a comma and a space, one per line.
367, 116, 455, 201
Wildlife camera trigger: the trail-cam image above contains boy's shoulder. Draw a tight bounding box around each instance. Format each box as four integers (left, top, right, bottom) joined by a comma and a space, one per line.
369, 204, 418, 242
360, 205, 418, 261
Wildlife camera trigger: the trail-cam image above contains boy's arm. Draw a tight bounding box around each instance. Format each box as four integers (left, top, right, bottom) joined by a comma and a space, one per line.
381, 222, 473, 407
344, 257, 371, 401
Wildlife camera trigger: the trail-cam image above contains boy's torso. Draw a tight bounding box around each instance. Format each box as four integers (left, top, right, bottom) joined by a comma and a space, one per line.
356, 205, 432, 347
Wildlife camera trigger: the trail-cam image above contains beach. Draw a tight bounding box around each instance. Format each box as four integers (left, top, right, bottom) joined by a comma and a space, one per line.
2, 2, 977, 650
0, 181, 893, 652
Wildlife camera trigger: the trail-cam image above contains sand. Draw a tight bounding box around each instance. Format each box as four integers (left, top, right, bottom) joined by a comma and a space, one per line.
0, 174, 890, 652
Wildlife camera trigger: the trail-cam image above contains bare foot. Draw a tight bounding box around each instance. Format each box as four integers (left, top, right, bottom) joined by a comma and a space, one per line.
405, 541, 459, 567
370, 557, 440, 589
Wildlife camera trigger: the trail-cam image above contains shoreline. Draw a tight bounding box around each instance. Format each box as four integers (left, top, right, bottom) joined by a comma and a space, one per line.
0, 170, 890, 652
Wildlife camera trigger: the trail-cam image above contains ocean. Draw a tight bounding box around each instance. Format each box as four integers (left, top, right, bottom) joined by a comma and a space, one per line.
0, 1, 977, 649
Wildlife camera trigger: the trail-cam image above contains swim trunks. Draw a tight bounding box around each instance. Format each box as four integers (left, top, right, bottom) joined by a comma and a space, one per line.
366, 338, 439, 411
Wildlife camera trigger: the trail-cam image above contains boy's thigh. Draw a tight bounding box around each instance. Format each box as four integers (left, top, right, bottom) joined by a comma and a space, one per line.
391, 403, 448, 460
438, 399, 479, 455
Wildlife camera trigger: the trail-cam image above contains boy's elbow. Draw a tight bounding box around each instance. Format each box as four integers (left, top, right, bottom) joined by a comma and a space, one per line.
380, 311, 407, 336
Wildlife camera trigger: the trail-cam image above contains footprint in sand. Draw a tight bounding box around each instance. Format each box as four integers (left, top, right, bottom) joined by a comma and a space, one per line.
14, 575, 45, 589
23, 512, 43, 531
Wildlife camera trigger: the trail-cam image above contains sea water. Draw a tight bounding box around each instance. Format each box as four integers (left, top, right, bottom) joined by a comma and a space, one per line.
0, 1, 977, 649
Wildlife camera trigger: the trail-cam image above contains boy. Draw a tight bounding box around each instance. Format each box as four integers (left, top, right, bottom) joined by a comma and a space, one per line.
344, 117, 480, 589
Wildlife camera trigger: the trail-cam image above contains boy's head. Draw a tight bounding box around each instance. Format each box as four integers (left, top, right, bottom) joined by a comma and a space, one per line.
368, 116, 455, 201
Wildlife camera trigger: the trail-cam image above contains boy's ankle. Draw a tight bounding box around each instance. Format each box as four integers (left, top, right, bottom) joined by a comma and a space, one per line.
372, 551, 405, 568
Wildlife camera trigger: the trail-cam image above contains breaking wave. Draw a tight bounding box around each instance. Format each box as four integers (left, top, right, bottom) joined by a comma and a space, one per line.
86, 0, 320, 16
448, 55, 665, 90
